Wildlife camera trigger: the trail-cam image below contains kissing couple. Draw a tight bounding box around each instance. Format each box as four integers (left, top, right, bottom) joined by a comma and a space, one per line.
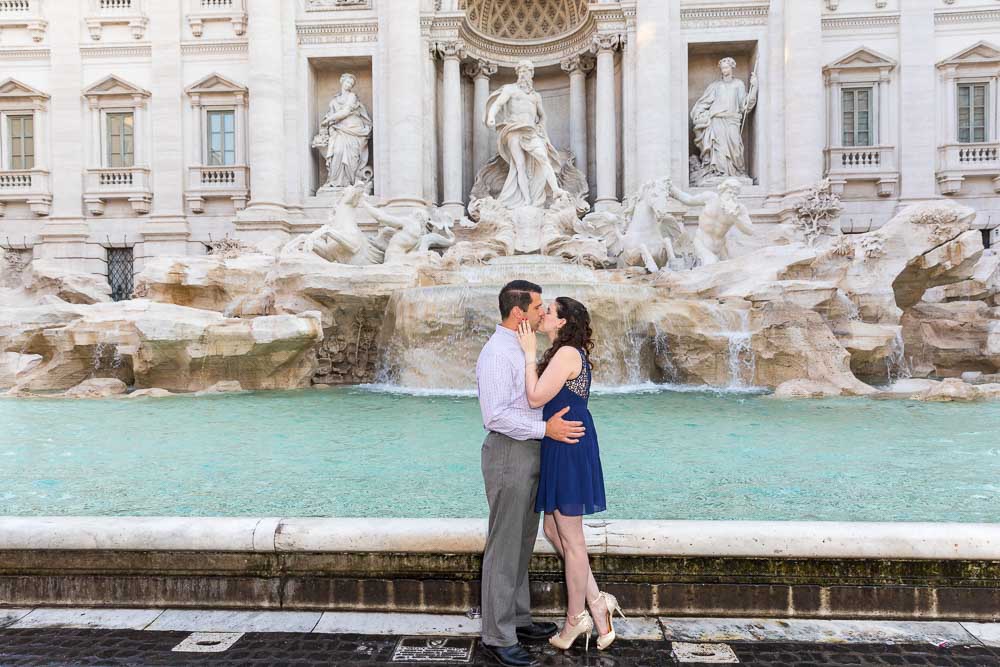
475, 280, 624, 667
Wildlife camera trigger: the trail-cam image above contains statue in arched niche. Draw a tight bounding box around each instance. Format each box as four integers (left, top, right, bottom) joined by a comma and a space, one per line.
313, 72, 373, 193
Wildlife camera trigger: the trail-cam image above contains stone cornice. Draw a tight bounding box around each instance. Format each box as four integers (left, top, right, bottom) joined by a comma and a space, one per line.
935, 9, 1000, 26
680, 5, 769, 29
822, 13, 899, 31
180, 40, 248, 56
296, 19, 379, 44
79, 44, 152, 59
0, 47, 49, 60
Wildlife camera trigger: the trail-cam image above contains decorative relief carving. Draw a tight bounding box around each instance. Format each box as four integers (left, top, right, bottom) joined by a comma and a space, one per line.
680, 6, 768, 29
822, 14, 899, 31
180, 41, 248, 56
462, 0, 588, 41
434, 39, 466, 60
80, 45, 152, 59
297, 21, 379, 44
590, 32, 622, 54
935, 10, 1000, 25
0, 48, 50, 60
305, 0, 372, 10
560, 54, 593, 75
462, 59, 498, 80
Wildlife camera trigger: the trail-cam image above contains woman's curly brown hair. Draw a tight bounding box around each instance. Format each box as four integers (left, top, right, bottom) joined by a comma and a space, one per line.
537, 296, 595, 376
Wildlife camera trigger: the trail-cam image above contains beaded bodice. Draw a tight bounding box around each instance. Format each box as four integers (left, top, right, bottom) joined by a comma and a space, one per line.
564, 348, 590, 400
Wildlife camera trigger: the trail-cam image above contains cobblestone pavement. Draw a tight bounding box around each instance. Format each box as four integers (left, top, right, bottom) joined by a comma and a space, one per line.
2, 629, 1000, 666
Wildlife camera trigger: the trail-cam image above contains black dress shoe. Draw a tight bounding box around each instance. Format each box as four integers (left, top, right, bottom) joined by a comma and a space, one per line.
480, 642, 538, 667
516, 621, 559, 641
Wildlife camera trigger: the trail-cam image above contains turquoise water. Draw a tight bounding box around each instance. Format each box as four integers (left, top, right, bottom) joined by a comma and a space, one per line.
1, 387, 998, 521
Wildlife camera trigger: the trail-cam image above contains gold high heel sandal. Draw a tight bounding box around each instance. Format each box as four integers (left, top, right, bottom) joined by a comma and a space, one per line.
548, 609, 594, 651
591, 592, 627, 651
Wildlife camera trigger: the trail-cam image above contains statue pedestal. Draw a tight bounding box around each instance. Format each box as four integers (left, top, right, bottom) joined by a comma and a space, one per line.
512, 206, 544, 254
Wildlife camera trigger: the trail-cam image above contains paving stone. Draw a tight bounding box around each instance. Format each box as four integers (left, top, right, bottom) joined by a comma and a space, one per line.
313, 611, 480, 636
0, 609, 32, 629
0, 629, 999, 665
659, 616, 981, 646
11, 607, 164, 630
963, 622, 1000, 647
146, 609, 322, 634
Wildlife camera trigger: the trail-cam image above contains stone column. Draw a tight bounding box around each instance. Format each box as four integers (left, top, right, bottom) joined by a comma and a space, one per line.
634, 0, 675, 184
766, 0, 786, 200
561, 55, 593, 179
381, 1, 426, 209
238, 0, 288, 226
437, 40, 465, 217
464, 59, 497, 180
783, 0, 824, 195
898, 0, 937, 201
39, 0, 92, 274
592, 33, 621, 211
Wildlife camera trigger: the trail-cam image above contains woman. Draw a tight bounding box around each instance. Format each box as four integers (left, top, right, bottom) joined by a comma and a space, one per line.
516, 297, 624, 652
318, 72, 373, 189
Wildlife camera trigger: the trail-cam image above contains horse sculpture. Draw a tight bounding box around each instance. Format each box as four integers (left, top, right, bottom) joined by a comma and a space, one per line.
280, 184, 385, 265
581, 178, 686, 273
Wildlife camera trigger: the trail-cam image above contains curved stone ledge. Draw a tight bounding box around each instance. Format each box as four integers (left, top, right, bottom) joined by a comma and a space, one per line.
2, 517, 999, 560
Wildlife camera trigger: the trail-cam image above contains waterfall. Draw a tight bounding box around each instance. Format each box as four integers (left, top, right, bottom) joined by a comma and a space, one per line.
724, 309, 756, 389
885, 329, 911, 384
371, 258, 659, 391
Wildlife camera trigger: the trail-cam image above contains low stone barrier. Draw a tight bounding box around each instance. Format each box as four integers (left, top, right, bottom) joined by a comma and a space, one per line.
1, 518, 998, 620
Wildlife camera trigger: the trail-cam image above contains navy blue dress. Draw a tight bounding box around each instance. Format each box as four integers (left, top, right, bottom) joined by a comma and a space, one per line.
534, 348, 607, 516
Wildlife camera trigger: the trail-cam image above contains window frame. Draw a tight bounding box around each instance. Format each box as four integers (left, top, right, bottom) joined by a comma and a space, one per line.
956, 79, 990, 144
204, 107, 236, 166
104, 109, 135, 168
841, 86, 875, 148
106, 246, 135, 302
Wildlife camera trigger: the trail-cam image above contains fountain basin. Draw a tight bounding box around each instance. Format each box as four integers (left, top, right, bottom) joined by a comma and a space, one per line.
1, 516, 998, 620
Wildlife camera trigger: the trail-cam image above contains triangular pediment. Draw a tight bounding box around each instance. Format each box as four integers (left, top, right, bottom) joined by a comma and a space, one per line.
185, 73, 247, 96
0, 78, 49, 100
82, 74, 150, 98
825, 46, 897, 72
938, 41, 1000, 68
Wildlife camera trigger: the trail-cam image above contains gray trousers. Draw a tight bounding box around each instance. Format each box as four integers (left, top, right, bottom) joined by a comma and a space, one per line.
480, 431, 541, 647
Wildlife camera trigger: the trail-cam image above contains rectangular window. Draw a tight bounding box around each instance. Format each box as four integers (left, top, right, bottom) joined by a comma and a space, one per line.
957, 83, 988, 143
8, 115, 34, 170
841, 87, 873, 147
107, 247, 134, 302
206, 109, 236, 166
106, 112, 134, 168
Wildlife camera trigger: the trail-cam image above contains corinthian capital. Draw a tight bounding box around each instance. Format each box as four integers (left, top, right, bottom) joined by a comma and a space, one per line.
462, 59, 498, 81
560, 54, 595, 75
434, 39, 466, 61
591, 33, 623, 54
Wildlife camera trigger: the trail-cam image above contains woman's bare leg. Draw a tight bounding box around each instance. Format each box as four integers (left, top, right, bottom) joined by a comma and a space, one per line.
551, 511, 609, 635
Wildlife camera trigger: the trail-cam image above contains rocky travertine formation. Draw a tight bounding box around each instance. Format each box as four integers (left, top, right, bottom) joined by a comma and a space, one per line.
2, 200, 996, 397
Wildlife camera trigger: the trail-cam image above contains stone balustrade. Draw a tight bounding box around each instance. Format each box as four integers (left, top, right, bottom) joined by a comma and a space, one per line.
0, 168, 51, 216
86, 0, 146, 39
0, 0, 46, 40
825, 145, 899, 197
83, 166, 152, 215
937, 141, 1000, 195
185, 164, 249, 213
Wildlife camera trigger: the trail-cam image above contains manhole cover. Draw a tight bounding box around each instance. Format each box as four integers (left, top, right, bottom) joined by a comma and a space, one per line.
391, 637, 475, 663
671, 642, 740, 663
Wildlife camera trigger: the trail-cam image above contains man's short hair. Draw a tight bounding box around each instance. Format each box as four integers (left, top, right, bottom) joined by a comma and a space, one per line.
498, 280, 542, 319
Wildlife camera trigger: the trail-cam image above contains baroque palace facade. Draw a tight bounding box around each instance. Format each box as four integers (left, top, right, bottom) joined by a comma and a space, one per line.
0, 0, 998, 292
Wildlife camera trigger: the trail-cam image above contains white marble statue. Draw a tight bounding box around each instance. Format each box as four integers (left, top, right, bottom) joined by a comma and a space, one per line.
669, 178, 754, 266
313, 72, 373, 192
690, 57, 758, 184
280, 185, 384, 265
484, 60, 565, 208
360, 200, 456, 264
580, 178, 685, 273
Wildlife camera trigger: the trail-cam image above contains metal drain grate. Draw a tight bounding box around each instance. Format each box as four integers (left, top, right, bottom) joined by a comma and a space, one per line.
671, 642, 740, 663
172, 632, 244, 653
391, 637, 475, 663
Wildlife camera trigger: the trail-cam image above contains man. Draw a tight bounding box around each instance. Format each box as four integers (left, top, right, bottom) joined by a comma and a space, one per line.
669, 178, 754, 266
690, 56, 758, 179
476, 280, 586, 667
485, 60, 565, 209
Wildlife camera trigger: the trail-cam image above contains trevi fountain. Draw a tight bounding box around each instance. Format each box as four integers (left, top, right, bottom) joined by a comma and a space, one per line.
1, 0, 999, 524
